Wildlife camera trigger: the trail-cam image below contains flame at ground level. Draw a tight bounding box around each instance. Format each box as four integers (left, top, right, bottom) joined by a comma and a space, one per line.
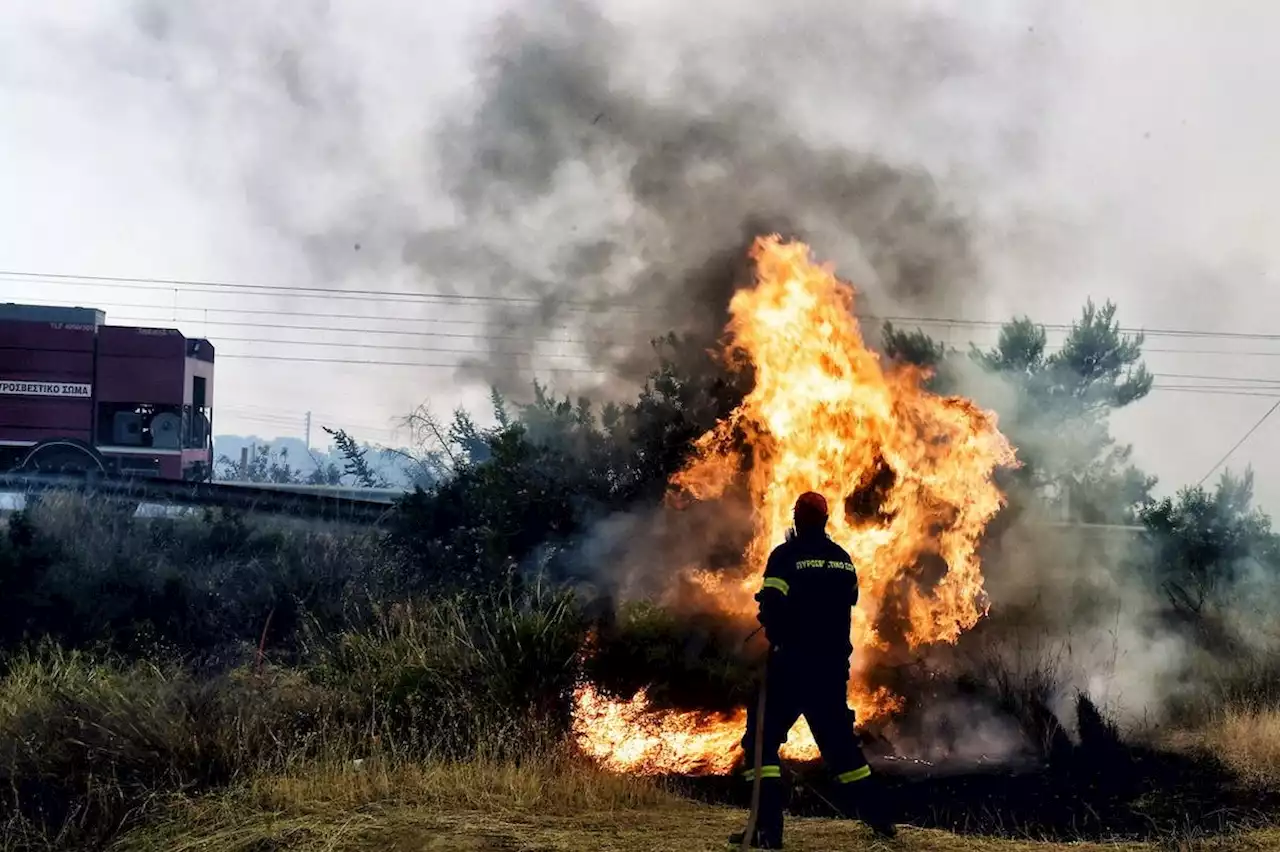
572, 684, 819, 775
571, 679, 905, 776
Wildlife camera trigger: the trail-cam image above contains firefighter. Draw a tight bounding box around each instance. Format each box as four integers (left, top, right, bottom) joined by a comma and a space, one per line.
730, 491, 896, 849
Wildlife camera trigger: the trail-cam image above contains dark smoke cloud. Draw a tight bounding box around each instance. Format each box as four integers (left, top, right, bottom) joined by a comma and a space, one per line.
102, 0, 1051, 403
404, 0, 1050, 397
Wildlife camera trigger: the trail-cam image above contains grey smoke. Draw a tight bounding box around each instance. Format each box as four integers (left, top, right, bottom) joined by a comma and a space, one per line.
947, 354, 1280, 737
102, 0, 1055, 400
432, 0, 1234, 753
55, 0, 1059, 414
12, 3, 1280, 509
410, 0, 1054, 397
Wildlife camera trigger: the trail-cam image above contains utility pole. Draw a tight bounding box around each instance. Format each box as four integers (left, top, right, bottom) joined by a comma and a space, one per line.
305, 411, 312, 452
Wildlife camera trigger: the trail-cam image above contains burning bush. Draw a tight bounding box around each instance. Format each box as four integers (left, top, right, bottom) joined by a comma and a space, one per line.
569, 235, 1017, 773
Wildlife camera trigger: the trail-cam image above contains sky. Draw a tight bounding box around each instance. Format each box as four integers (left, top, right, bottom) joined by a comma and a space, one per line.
3, 2, 1280, 509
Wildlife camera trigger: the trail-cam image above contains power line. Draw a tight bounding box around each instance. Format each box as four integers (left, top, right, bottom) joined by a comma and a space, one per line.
204, 352, 1280, 393
107, 315, 606, 346
1151, 386, 1280, 398
214, 352, 609, 374
36, 297, 495, 326
0, 271, 660, 314
222, 402, 404, 429
97, 317, 1280, 371
112, 325, 1280, 388
1196, 399, 1280, 486
84, 308, 1020, 348
21, 270, 1280, 466
32, 296, 1280, 358
8, 267, 1280, 343
219, 411, 402, 439
866, 314, 1280, 343
17, 273, 1280, 393
1152, 373, 1280, 385
175, 334, 584, 358
43, 306, 1280, 385
119, 331, 1280, 389
1143, 347, 1280, 358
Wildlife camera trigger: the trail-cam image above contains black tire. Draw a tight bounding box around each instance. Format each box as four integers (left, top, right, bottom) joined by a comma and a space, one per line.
19, 440, 107, 476
19, 442, 138, 519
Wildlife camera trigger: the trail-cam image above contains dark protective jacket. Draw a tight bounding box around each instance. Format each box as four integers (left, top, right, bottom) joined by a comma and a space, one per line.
755, 529, 859, 668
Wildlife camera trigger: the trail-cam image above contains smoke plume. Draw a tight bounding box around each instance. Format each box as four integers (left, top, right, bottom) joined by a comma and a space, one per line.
405, 0, 1054, 397
75, 0, 1055, 416
428, 0, 1230, 757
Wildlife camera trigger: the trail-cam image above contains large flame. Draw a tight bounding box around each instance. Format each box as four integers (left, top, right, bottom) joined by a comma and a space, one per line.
573, 235, 1017, 775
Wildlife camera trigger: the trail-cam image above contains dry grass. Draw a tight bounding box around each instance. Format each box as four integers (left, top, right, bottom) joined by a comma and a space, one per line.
1158, 654, 1280, 790
117, 758, 686, 851
1168, 708, 1280, 790
248, 756, 679, 815
1213, 709, 1280, 788
114, 759, 1280, 852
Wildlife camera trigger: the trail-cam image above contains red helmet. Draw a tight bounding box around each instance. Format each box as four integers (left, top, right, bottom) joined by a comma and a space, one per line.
794, 491, 829, 518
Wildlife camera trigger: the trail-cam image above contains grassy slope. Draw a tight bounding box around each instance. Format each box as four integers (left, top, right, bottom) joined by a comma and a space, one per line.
116, 761, 1279, 852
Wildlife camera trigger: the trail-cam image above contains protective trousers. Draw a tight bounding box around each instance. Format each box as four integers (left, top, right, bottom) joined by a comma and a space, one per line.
738, 654, 878, 847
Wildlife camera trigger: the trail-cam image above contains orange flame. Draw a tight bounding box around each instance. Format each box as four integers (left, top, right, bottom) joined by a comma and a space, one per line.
573, 236, 1017, 775
573, 683, 820, 775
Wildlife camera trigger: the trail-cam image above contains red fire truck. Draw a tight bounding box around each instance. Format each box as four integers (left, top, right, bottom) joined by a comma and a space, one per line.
0, 303, 214, 481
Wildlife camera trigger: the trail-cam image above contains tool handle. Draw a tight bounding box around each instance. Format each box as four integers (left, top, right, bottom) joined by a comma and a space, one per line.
740, 659, 768, 852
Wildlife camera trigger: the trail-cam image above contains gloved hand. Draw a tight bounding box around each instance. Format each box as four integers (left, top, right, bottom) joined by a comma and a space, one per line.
752, 614, 785, 664
756, 595, 788, 649
761, 618, 789, 652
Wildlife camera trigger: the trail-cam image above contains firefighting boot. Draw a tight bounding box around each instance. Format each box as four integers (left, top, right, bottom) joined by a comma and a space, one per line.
728, 778, 785, 849
833, 773, 897, 839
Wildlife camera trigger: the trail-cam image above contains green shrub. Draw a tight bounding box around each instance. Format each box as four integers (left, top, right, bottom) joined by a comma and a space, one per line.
0, 584, 595, 849
303, 583, 589, 759
0, 496, 401, 664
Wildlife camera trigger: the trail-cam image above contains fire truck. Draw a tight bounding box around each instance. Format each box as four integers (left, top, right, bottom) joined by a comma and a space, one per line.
0, 303, 214, 481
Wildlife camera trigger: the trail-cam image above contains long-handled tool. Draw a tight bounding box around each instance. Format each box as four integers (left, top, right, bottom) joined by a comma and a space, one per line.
740, 655, 768, 852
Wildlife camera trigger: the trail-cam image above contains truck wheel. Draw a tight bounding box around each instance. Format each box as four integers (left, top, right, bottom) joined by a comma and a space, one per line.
18, 442, 137, 518
19, 441, 107, 476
